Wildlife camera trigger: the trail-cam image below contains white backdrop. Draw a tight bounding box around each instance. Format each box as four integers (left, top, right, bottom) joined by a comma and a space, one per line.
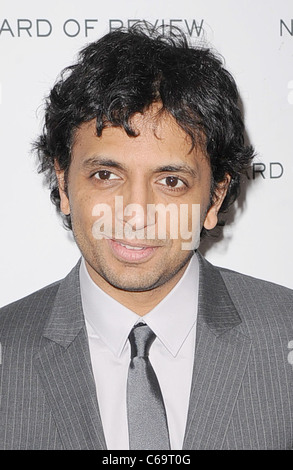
0, 0, 292, 307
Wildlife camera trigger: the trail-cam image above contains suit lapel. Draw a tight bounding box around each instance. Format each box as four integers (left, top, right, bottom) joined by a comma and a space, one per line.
183, 253, 252, 449
34, 262, 107, 450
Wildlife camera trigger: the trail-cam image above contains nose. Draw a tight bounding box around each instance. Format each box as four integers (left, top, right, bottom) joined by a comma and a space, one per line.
115, 180, 156, 236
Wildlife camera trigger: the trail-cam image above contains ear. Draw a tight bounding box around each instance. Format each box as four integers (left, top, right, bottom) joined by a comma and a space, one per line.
54, 160, 70, 216
203, 174, 231, 230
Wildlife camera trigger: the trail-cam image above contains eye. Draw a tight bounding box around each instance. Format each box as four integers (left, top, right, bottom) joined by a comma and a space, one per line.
159, 176, 185, 188
93, 170, 120, 181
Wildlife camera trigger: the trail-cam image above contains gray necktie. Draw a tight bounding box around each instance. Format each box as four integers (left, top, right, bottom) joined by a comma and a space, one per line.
127, 322, 171, 450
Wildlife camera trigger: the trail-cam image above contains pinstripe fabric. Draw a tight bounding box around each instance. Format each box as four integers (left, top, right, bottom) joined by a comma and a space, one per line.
0, 262, 106, 450
183, 255, 293, 450
1, 253, 293, 449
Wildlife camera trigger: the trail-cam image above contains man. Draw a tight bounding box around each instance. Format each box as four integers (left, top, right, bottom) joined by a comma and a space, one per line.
1, 26, 293, 451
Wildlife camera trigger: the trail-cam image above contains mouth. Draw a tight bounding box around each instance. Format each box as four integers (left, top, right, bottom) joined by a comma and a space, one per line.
107, 238, 159, 262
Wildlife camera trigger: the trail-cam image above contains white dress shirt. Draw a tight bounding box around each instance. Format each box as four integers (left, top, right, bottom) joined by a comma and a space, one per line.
79, 254, 199, 450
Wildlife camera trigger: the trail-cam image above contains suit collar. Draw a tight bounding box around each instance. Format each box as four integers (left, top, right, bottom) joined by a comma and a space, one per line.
35, 260, 107, 449
196, 251, 242, 335
183, 251, 252, 449
42, 259, 84, 348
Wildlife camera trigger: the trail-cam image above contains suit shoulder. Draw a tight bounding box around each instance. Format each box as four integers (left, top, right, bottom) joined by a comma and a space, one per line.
0, 280, 61, 340
218, 265, 293, 299
0, 279, 61, 313
217, 265, 293, 333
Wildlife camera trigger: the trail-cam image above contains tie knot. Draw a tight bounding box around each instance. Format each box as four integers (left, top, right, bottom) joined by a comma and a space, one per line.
128, 323, 156, 358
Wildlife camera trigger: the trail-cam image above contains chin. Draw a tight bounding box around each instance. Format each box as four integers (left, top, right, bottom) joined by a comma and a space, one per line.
106, 277, 162, 292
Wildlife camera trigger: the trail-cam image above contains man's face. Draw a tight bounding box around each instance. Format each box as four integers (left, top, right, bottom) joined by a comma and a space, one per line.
57, 107, 227, 298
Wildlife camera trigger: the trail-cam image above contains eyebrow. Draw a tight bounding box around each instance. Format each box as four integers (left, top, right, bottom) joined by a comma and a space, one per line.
81, 156, 125, 171
81, 156, 198, 177
153, 164, 198, 178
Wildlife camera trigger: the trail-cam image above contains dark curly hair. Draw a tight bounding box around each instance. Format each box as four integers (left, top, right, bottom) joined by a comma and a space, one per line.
35, 25, 254, 231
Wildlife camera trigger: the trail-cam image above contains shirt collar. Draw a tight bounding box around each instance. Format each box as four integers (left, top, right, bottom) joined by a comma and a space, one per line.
79, 254, 199, 358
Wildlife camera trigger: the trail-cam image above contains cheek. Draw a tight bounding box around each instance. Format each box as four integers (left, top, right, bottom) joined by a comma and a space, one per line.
159, 202, 202, 251
74, 194, 118, 241
179, 204, 202, 250
174, 183, 211, 248
70, 192, 98, 230
182, 185, 211, 227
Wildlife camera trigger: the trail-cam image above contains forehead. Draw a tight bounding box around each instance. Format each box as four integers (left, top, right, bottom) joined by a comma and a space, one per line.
71, 108, 206, 168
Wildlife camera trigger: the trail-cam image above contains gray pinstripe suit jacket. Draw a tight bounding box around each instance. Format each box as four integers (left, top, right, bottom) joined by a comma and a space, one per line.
1, 252, 293, 450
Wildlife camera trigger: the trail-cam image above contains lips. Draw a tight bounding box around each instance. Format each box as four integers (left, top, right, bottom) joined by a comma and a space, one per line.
107, 238, 158, 262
